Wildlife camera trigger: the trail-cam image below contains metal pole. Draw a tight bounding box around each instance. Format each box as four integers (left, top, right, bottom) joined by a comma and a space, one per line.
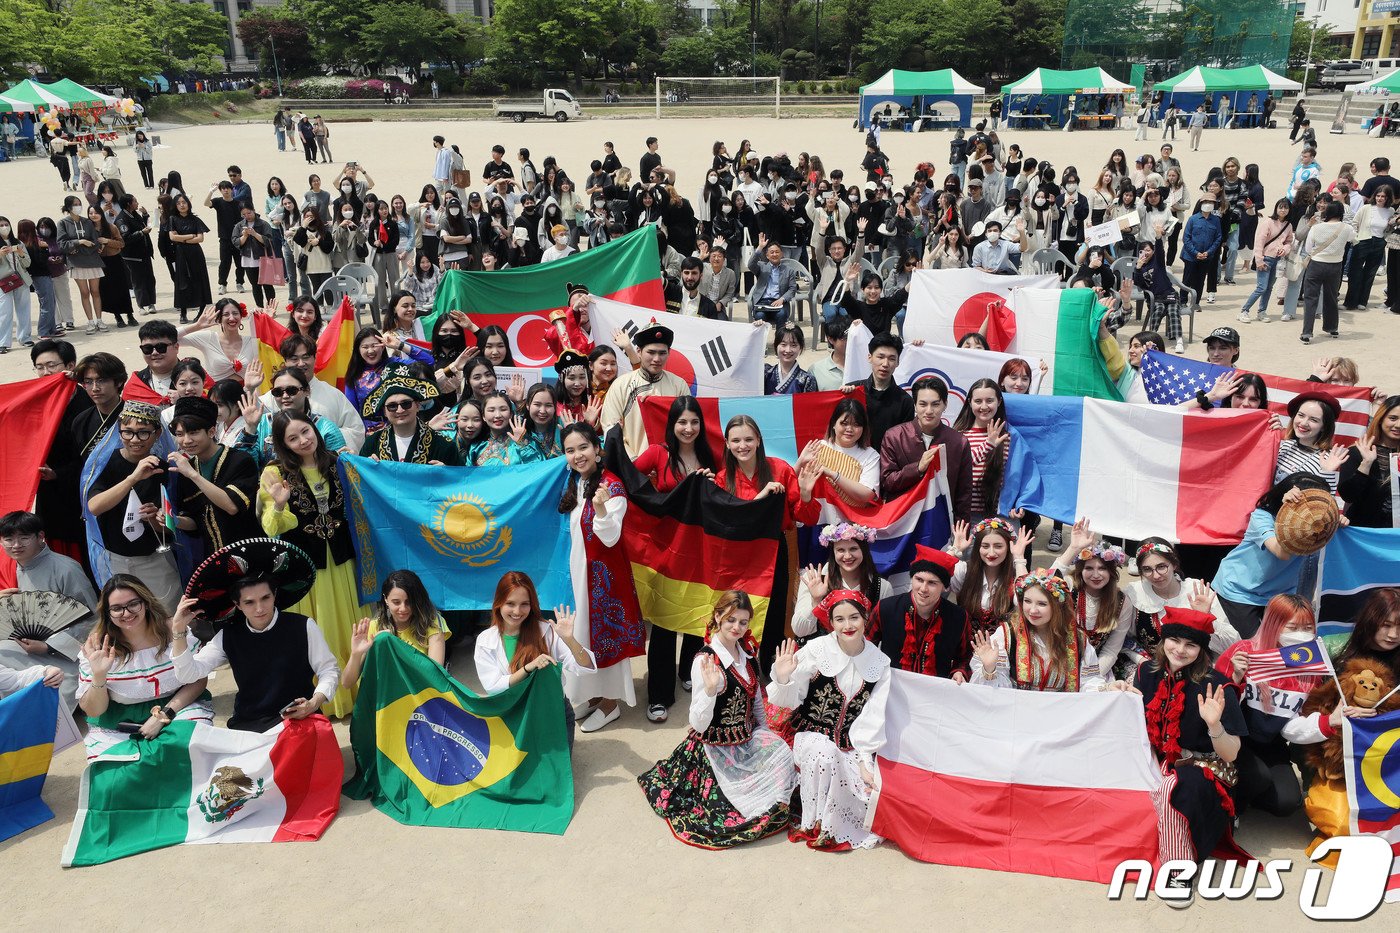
269, 35, 283, 97
1303, 15, 1319, 99
655, 76, 660, 120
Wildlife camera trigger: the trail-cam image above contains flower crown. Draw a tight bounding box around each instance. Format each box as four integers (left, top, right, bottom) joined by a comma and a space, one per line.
1076, 541, 1128, 568
1015, 568, 1070, 603
1136, 541, 1174, 561
972, 516, 1013, 538
818, 522, 877, 546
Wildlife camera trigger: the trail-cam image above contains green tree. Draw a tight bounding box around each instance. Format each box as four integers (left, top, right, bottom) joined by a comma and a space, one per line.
0, 0, 51, 82
37, 0, 159, 84
661, 35, 716, 76
359, 2, 459, 77
140, 0, 228, 72
489, 0, 617, 82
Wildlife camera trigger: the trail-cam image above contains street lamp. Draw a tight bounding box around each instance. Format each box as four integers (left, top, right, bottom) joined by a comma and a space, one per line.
268, 34, 284, 97
1302, 14, 1321, 99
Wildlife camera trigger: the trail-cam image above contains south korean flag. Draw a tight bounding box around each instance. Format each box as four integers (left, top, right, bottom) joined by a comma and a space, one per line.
588, 297, 765, 397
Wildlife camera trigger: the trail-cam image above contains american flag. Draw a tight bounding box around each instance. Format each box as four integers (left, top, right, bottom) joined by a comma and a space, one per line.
1139, 350, 1225, 405
1242, 639, 1333, 685
1138, 350, 1374, 443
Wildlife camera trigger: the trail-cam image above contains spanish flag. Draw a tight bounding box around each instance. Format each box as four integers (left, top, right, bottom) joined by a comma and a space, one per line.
604, 426, 782, 638
0, 681, 59, 842
252, 311, 291, 393
315, 297, 356, 391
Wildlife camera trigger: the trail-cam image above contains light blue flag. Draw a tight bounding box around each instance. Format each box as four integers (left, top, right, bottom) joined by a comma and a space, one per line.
339, 455, 574, 609
1319, 526, 1400, 639
0, 681, 59, 842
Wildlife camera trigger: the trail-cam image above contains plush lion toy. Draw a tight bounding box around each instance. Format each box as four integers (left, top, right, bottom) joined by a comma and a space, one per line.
1302, 658, 1400, 867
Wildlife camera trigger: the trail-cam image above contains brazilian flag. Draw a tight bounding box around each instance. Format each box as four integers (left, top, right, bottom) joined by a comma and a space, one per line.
344, 636, 573, 834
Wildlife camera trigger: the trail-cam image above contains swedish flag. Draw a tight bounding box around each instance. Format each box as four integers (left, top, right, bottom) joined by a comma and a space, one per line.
0, 681, 59, 842
344, 637, 574, 834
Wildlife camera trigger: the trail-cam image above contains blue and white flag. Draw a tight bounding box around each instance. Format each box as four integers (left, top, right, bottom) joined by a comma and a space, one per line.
1319, 526, 1400, 639
340, 455, 574, 609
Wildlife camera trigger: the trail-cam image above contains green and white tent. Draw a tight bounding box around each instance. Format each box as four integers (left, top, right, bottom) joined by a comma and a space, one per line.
1, 79, 68, 110
1153, 65, 1300, 94
1353, 70, 1400, 94
0, 93, 36, 114
43, 78, 119, 108
858, 69, 984, 128
1000, 67, 1132, 96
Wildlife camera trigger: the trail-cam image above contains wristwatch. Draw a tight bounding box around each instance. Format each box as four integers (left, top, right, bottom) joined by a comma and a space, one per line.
158, 705, 176, 722
1195, 389, 1212, 411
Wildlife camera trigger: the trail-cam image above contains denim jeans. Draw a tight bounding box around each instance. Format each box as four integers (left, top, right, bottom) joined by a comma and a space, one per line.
953, 163, 966, 185
751, 301, 789, 328
0, 284, 32, 347
1281, 272, 1304, 320
821, 302, 848, 326
1241, 255, 1278, 315
1223, 226, 1240, 281
274, 127, 285, 151
32, 275, 57, 337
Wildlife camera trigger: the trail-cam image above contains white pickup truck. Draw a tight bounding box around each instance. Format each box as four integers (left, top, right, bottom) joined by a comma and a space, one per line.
491, 89, 582, 123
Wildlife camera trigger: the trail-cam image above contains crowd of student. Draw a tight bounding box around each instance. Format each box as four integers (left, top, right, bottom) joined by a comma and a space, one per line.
2, 126, 1399, 900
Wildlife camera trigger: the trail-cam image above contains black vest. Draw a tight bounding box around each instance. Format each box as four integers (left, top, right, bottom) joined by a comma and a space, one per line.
874, 593, 971, 678
221, 611, 315, 732
693, 646, 757, 747
278, 469, 355, 570
791, 671, 877, 752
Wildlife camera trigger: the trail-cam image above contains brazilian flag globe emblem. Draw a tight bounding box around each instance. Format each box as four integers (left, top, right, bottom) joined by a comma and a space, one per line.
345, 636, 574, 834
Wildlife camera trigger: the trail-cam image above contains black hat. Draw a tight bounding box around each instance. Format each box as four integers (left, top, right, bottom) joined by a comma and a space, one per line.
1005, 188, 1022, 202
554, 349, 588, 375
183, 537, 317, 625
172, 395, 218, 429
565, 282, 590, 299
1205, 326, 1241, 347
361, 362, 440, 418
631, 320, 674, 349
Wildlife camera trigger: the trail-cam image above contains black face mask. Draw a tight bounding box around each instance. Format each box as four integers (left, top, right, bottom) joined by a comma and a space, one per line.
439, 333, 466, 352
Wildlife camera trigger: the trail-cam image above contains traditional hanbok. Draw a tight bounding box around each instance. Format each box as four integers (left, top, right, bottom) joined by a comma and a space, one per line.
639, 639, 796, 847
562, 469, 643, 707
767, 631, 890, 850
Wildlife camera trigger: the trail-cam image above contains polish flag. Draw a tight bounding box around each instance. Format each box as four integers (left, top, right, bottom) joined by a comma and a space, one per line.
999, 394, 1280, 545
869, 672, 1162, 883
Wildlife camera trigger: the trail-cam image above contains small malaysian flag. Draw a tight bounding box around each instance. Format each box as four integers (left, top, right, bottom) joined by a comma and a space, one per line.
1139, 350, 1230, 406
1242, 639, 1333, 685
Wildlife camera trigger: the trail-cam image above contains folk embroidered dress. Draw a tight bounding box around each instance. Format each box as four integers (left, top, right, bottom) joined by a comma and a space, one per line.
76, 645, 214, 758
563, 470, 643, 707
767, 633, 891, 850
970, 616, 1105, 692
639, 640, 796, 848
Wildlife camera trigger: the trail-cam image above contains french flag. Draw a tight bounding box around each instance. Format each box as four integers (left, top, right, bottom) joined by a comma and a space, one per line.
999, 395, 1279, 545
870, 673, 1162, 883
812, 455, 954, 584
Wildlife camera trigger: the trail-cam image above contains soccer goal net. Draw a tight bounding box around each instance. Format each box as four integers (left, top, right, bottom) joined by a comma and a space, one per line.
654, 76, 782, 119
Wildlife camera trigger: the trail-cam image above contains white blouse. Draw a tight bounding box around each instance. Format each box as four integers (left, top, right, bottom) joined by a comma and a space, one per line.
766, 633, 891, 766
1125, 576, 1238, 657
949, 558, 1029, 611
688, 638, 753, 734
473, 625, 597, 696
791, 568, 892, 637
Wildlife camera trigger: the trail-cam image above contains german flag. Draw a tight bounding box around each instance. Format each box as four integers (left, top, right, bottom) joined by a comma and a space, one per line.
604, 426, 782, 639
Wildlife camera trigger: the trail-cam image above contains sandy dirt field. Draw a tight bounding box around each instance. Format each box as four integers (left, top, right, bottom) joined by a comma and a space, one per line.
0, 114, 1396, 932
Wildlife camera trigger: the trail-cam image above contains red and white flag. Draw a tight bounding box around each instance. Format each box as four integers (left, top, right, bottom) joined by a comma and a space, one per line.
1242, 640, 1333, 685
869, 672, 1162, 883
1253, 371, 1374, 445
903, 268, 1058, 349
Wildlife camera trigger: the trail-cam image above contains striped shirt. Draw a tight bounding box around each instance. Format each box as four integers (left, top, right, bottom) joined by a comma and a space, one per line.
1274, 438, 1339, 493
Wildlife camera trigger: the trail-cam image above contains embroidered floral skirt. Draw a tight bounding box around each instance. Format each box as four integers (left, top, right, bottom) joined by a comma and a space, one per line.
638, 730, 794, 849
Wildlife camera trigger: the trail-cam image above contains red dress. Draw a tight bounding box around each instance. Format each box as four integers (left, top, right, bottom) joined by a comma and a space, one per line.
543, 309, 596, 359
575, 469, 644, 670
713, 458, 819, 528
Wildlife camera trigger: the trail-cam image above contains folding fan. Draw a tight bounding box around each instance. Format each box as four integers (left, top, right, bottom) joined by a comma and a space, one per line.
0, 590, 91, 643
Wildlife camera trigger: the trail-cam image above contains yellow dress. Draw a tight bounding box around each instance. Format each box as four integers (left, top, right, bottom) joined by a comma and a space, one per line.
259, 464, 369, 718
368, 615, 450, 656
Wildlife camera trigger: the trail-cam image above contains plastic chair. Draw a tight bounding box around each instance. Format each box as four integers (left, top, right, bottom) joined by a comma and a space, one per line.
1029, 248, 1074, 277
1111, 257, 1149, 321
314, 274, 372, 325
877, 255, 899, 279
778, 257, 814, 332
336, 261, 378, 305
1164, 268, 1197, 344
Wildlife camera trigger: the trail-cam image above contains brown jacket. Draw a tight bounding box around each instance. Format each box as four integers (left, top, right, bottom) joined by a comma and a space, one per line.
879, 420, 974, 523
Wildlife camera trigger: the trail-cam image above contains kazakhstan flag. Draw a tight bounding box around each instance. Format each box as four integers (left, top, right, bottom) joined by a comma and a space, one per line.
0, 680, 59, 842
339, 454, 573, 609
344, 636, 574, 834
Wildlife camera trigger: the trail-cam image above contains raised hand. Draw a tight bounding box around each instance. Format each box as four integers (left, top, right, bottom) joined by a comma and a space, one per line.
1011, 525, 1034, 560
351, 618, 372, 657
699, 654, 724, 696
241, 389, 263, 431
1311, 356, 1335, 382
1230, 651, 1249, 684
1188, 580, 1216, 615
551, 606, 576, 642
950, 519, 971, 554
971, 630, 998, 672
1319, 444, 1348, 473
1068, 516, 1094, 553
772, 638, 798, 684
797, 458, 822, 497
263, 472, 292, 509
591, 480, 611, 513
986, 418, 1006, 448
171, 596, 202, 636
1197, 683, 1227, 729
244, 358, 265, 391
801, 564, 829, 603
508, 373, 526, 403
83, 635, 118, 680
509, 414, 528, 444
1357, 434, 1377, 465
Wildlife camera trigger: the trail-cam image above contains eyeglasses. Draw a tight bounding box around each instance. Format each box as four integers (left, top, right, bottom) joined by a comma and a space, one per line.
1, 534, 37, 546
383, 400, 416, 413
108, 599, 144, 617
139, 342, 171, 355
1142, 563, 1173, 577
119, 428, 156, 441
80, 378, 113, 389
270, 386, 303, 398
34, 361, 66, 375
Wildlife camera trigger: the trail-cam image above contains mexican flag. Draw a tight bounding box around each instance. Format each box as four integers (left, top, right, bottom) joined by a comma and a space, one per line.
62, 716, 342, 867
425, 226, 664, 366
344, 635, 574, 834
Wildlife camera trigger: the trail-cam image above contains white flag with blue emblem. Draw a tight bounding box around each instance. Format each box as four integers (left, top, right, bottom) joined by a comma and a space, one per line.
587, 297, 764, 397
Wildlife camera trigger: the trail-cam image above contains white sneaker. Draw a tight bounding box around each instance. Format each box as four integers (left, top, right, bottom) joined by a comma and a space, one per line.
94, 319, 108, 332
1237, 311, 1251, 323
218, 284, 227, 296
579, 706, 620, 733
1173, 339, 1185, 353
84, 321, 96, 335
1205, 293, 1215, 304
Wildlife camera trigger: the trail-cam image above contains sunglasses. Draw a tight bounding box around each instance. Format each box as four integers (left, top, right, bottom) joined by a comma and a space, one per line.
383, 400, 416, 413
140, 342, 171, 355
270, 386, 303, 398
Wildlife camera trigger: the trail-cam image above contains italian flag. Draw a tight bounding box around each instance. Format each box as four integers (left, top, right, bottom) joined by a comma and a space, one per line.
1003, 287, 1125, 400
62, 717, 342, 867
424, 226, 664, 366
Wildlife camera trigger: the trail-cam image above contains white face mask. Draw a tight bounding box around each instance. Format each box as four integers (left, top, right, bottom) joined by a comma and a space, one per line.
1278, 630, 1314, 647
448, 207, 461, 215
70, 205, 83, 216
341, 185, 353, 194
985, 230, 1000, 242
341, 209, 355, 218
0, 225, 9, 237
554, 235, 568, 246
721, 204, 733, 213
1201, 203, 1215, 214
1034, 197, 1047, 207
708, 175, 718, 184
1065, 183, 1079, 193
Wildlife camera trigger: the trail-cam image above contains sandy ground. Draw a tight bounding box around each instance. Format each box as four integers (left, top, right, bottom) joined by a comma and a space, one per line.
1, 116, 1397, 931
